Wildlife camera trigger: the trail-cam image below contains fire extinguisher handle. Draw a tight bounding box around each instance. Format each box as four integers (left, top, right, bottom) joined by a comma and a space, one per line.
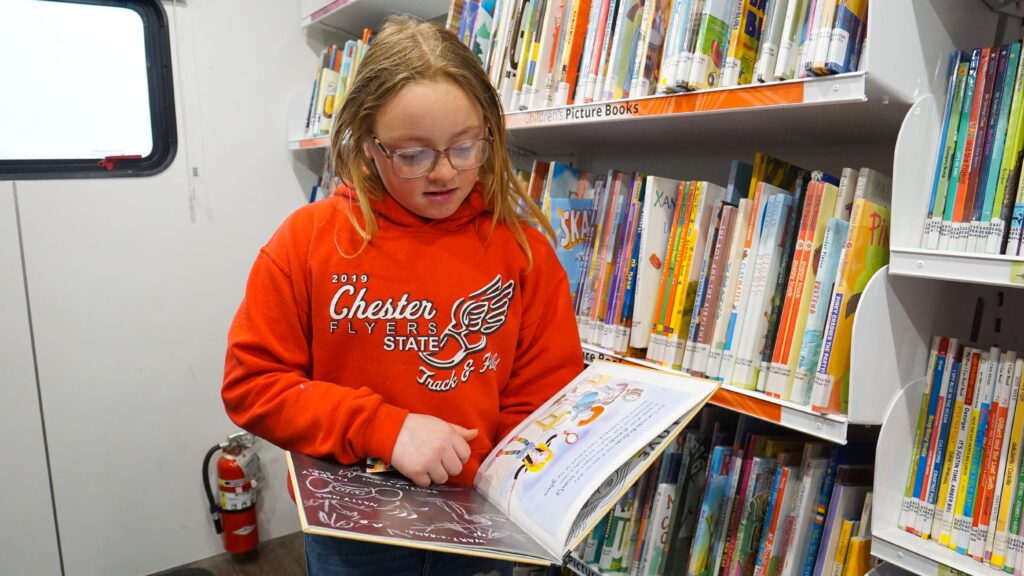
203, 443, 225, 534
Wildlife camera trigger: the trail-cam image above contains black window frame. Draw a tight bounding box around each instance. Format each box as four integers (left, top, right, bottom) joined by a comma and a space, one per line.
0, 0, 177, 180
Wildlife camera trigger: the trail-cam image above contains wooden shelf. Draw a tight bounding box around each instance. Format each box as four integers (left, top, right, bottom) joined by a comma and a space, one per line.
582, 344, 849, 444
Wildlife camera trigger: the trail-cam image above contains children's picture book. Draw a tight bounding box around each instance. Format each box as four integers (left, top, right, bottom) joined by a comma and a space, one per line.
286, 361, 719, 565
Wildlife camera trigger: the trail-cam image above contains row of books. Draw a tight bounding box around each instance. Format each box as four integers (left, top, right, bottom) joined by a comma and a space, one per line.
899, 336, 1024, 573
921, 42, 1024, 256
532, 154, 892, 414
301, 29, 374, 138
446, 0, 869, 112
575, 411, 875, 576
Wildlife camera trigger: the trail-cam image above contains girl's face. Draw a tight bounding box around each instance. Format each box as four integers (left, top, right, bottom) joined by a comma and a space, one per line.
369, 78, 486, 220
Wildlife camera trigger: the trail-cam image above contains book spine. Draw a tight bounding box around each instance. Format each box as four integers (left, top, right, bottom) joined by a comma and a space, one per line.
774, 0, 810, 80
687, 0, 733, 90
721, 0, 766, 87
955, 350, 997, 553
938, 349, 980, 545
993, 358, 1024, 568
687, 447, 734, 576
924, 53, 968, 250
984, 44, 1020, 254
753, 0, 788, 83
693, 204, 738, 376
919, 342, 962, 539
940, 49, 982, 250
824, 0, 867, 74
801, 450, 840, 576
972, 350, 1015, 560
954, 48, 993, 252
971, 45, 1010, 253
916, 337, 951, 535
986, 353, 1020, 562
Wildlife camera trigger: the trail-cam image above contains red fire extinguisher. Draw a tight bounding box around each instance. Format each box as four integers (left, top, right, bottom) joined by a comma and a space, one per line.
203, 431, 261, 554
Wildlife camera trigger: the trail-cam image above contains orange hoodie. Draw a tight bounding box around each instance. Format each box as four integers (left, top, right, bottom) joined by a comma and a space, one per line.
222, 184, 583, 485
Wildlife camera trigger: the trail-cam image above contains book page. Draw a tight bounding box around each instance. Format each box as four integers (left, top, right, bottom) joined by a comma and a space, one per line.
474, 361, 718, 556
288, 453, 555, 564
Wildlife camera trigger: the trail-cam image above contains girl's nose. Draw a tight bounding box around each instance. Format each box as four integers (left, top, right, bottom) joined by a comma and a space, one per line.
428, 152, 459, 181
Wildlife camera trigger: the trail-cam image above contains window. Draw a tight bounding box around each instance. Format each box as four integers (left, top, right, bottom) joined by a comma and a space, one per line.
0, 0, 176, 179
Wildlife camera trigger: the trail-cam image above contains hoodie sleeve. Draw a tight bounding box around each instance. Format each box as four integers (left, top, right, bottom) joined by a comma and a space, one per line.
222, 213, 408, 464
497, 229, 585, 440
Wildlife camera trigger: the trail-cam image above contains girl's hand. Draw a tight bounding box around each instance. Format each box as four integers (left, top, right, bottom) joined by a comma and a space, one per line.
390, 413, 478, 487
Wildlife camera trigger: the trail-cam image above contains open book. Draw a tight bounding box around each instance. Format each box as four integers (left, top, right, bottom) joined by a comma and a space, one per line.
286, 360, 719, 565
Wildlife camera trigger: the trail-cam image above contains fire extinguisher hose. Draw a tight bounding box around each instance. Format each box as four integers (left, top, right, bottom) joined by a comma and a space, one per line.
203, 444, 224, 534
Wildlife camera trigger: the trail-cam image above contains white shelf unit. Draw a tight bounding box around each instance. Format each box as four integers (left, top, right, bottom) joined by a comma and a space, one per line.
284, 1, 1021, 574
300, 0, 449, 32
866, 269, 1024, 576
889, 93, 1024, 287
873, 3, 1024, 572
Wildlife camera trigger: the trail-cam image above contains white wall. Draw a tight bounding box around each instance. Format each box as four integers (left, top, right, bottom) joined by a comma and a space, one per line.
0, 182, 62, 576
5, 1, 321, 574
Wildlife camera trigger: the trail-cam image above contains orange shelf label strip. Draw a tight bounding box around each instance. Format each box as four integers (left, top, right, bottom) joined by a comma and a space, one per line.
505, 83, 805, 129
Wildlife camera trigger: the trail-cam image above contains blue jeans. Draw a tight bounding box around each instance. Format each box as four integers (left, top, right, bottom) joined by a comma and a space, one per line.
304, 533, 517, 576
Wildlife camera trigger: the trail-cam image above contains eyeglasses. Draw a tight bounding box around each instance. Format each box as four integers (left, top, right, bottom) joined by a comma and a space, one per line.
372, 134, 491, 179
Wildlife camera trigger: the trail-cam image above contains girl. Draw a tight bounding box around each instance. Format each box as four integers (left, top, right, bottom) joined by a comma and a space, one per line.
222, 15, 584, 576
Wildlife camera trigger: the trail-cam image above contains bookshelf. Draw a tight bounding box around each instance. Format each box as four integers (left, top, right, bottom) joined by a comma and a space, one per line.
288, 135, 330, 151
300, 0, 449, 32
289, 1, 1022, 574
889, 94, 1024, 287
583, 343, 850, 444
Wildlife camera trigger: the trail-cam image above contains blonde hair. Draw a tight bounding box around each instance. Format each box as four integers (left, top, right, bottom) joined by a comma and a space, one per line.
330, 15, 554, 265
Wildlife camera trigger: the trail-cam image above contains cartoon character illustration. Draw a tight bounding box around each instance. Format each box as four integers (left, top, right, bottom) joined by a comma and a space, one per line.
568, 381, 641, 425
498, 434, 558, 479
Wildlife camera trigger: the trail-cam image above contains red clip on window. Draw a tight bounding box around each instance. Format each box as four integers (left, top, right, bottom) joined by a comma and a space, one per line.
98, 155, 143, 171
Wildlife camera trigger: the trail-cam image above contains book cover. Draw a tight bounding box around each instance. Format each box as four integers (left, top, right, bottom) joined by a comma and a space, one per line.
550, 197, 597, 305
